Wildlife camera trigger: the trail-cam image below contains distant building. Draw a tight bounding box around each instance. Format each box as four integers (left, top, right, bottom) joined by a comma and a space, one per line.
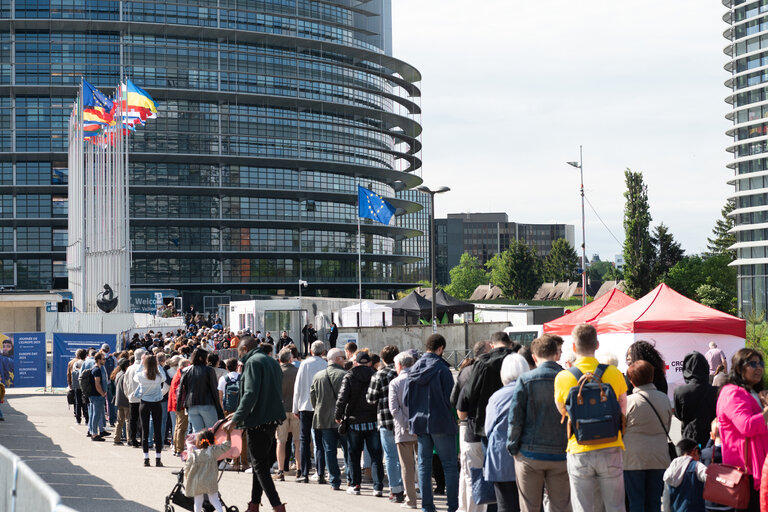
435, 213, 575, 285
615, 254, 625, 271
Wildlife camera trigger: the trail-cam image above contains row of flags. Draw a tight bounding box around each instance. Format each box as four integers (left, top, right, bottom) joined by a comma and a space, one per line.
82, 79, 158, 139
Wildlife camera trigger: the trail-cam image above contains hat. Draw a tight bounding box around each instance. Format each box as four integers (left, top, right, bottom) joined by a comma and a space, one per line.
101, 344, 110, 351
355, 351, 372, 365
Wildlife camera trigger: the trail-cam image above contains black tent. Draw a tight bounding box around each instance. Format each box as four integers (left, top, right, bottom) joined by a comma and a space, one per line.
390, 291, 446, 324
434, 289, 475, 316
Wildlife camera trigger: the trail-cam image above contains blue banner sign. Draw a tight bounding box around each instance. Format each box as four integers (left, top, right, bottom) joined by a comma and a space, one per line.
52, 333, 117, 388
0, 332, 46, 388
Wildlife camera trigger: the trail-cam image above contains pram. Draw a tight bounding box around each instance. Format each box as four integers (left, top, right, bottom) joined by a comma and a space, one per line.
164, 420, 243, 512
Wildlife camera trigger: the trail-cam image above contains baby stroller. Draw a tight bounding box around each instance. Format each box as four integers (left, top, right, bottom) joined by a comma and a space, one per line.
164, 420, 243, 512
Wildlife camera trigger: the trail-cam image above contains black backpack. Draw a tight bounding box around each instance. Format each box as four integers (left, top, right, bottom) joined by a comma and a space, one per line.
79, 367, 96, 397
564, 364, 624, 445
222, 374, 240, 412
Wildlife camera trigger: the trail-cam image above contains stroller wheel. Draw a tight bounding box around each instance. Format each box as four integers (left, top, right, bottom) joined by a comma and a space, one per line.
165, 505, 174, 512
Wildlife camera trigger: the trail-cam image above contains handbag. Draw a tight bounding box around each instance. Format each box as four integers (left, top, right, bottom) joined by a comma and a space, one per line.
636, 391, 676, 461
469, 467, 496, 505
67, 389, 75, 405
703, 463, 751, 509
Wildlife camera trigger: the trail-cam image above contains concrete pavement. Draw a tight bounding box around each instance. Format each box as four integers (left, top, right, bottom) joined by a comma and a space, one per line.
0, 388, 450, 512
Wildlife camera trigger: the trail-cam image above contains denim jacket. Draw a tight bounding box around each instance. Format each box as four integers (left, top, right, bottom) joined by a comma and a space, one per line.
507, 360, 567, 460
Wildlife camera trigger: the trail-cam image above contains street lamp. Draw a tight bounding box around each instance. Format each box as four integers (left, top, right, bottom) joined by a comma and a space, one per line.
416, 184, 451, 333
567, 145, 587, 307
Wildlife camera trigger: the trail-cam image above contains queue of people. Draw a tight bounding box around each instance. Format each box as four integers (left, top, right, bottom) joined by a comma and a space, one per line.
64, 318, 768, 512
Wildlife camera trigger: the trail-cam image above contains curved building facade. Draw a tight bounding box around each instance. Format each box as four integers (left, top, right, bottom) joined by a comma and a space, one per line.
0, 0, 426, 298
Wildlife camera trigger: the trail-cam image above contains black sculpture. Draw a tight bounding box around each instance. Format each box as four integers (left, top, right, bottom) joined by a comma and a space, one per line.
96, 284, 118, 313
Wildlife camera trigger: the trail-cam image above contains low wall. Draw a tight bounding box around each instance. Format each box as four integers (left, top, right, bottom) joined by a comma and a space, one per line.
337, 321, 511, 354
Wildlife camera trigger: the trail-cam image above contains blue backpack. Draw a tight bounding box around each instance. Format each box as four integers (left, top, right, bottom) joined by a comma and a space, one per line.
222, 374, 240, 412
565, 364, 624, 445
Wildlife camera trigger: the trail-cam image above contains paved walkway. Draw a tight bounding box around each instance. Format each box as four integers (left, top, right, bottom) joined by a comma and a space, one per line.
0, 388, 449, 512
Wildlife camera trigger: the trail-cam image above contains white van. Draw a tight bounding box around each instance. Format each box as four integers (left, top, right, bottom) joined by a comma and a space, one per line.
503, 325, 543, 347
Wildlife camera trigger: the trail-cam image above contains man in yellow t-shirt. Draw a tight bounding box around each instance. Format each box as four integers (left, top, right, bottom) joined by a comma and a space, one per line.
554, 323, 628, 512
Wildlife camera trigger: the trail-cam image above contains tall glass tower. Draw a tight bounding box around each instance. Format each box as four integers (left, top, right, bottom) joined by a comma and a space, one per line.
0, 0, 425, 298
724, 0, 768, 314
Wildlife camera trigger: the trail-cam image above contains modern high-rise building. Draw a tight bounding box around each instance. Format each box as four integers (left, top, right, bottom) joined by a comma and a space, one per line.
723, 0, 768, 315
435, 213, 575, 285
0, 0, 425, 301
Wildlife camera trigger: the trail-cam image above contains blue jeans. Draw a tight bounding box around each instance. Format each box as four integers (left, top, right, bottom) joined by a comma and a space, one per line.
380, 428, 403, 493
298, 411, 314, 477
107, 386, 117, 424
348, 427, 384, 491
417, 433, 459, 512
88, 395, 106, 436
318, 428, 350, 489
624, 469, 664, 512
313, 425, 326, 477
186, 404, 217, 433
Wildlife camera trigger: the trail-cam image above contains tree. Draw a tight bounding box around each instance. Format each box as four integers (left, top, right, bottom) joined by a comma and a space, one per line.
543, 238, 580, 282
651, 223, 684, 284
707, 200, 736, 260
445, 252, 489, 299
587, 260, 622, 282
622, 170, 654, 298
663, 253, 737, 314
486, 240, 543, 299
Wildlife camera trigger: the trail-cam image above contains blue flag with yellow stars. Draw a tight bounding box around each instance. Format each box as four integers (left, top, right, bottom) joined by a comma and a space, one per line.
358, 185, 396, 225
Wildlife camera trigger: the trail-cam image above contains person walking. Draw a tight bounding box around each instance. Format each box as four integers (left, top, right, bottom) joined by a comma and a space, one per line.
292, 340, 327, 483
507, 334, 570, 512
407, 334, 459, 512
184, 429, 232, 512
554, 323, 628, 512
310, 347, 349, 490
178, 348, 222, 433
134, 354, 169, 467
227, 336, 286, 512
275, 348, 301, 481
673, 351, 717, 450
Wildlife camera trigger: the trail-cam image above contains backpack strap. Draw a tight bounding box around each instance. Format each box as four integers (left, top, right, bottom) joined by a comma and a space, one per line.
593, 364, 609, 382
568, 367, 583, 381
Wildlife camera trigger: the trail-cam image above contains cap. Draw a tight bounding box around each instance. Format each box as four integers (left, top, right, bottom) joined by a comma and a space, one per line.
355, 351, 372, 365
101, 343, 110, 351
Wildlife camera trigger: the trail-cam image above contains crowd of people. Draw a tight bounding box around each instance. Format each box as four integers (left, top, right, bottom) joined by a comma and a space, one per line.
62, 313, 768, 512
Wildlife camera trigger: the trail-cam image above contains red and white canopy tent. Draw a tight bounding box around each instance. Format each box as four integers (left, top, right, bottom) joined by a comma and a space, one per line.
594, 283, 745, 393
543, 287, 636, 336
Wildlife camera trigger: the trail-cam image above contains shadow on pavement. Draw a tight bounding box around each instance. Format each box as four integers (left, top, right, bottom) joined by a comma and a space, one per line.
0, 398, 156, 512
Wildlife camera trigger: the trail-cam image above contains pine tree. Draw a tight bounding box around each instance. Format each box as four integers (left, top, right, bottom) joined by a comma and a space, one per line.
623, 169, 654, 298
707, 200, 736, 261
651, 223, 684, 284
543, 238, 580, 282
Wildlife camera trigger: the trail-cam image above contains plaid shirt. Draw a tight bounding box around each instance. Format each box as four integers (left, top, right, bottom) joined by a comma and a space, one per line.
366, 363, 397, 431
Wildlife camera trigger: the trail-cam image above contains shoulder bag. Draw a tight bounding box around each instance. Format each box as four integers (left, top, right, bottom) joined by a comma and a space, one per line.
703, 440, 751, 509
636, 391, 676, 461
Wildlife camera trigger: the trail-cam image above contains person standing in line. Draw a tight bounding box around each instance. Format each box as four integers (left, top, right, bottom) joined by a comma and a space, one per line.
301, 323, 317, 358
292, 340, 327, 483
507, 334, 570, 512
274, 349, 301, 481
366, 345, 404, 503
178, 348, 221, 433
87, 352, 110, 442
389, 351, 419, 509
673, 351, 717, 450
124, 348, 146, 447
407, 334, 459, 512
227, 336, 287, 512
704, 341, 728, 384
169, 359, 191, 456
67, 349, 89, 425
112, 358, 131, 446
328, 322, 338, 349
134, 354, 169, 467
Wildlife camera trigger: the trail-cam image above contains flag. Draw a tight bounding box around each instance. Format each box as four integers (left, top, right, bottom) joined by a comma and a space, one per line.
82, 80, 115, 127
358, 185, 396, 225
122, 79, 157, 122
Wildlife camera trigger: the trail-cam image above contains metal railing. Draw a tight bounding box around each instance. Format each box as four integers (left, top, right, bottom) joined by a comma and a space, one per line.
444, 349, 472, 370
0, 445, 78, 512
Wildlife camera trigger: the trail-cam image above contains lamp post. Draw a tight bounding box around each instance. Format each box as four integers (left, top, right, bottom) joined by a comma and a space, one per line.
416, 184, 451, 333
567, 145, 587, 307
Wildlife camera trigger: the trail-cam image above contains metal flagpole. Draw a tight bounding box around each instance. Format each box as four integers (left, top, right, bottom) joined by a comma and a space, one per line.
358, 191, 363, 327
80, 79, 87, 312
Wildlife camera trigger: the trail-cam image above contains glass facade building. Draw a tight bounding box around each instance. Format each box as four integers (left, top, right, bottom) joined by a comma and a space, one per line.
723, 0, 768, 314
0, 0, 426, 297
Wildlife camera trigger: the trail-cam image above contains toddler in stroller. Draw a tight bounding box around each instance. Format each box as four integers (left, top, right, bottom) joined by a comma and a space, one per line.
165, 421, 242, 512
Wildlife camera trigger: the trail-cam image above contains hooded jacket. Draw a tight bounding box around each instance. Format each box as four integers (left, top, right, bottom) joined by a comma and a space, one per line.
463, 347, 514, 437
335, 365, 376, 425
406, 352, 456, 436
673, 351, 717, 447
232, 345, 286, 428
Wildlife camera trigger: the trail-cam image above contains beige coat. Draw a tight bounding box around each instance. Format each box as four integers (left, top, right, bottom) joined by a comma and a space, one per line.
623, 384, 673, 470
183, 440, 231, 497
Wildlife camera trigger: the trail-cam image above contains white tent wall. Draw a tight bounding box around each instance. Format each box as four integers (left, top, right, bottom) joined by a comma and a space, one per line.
596, 332, 745, 396
339, 301, 392, 327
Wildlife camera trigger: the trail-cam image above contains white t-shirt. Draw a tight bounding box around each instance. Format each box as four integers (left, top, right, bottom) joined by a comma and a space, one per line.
217, 371, 240, 393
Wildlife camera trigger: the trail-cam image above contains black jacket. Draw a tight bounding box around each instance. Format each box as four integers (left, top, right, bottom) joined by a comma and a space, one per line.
673, 351, 717, 447
177, 364, 219, 409
335, 365, 376, 425
463, 347, 515, 438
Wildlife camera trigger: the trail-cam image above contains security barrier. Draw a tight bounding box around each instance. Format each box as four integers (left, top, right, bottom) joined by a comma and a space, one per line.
0, 444, 78, 512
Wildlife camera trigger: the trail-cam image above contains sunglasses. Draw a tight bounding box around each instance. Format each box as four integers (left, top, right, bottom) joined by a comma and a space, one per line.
746, 361, 765, 369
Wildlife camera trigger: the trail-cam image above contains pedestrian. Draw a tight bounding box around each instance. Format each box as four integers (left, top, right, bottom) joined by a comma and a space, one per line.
673, 351, 717, 449
276, 331, 293, 353
67, 349, 89, 425
134, 354, 169, 467
274, 349, 301, 481
218, 357, 246, 471
625, 340, 668, 395
178, 348, 222, 433
662, 438, 707, 512
623, 360, 672, 512
507, 334, 570, 512
169, 359, 191, 456
292, 340, 327, 483
389, 351, 419, 509
704, 341, 728, 384
310, 347, 350, 490
554, 323, 628, 512
335, 350, 385, 496
328, 322, 338, 349
301, 323, 317, 358
407, 334, 459, 512
484, 353, 529, 511
716, 348, 768, 511
228, 336, 287, 512
184, 429, 232, 512
124, 348, 146, 447
366, 345, 404, 503
87, 352, 110, 442
112, 358, 131, 446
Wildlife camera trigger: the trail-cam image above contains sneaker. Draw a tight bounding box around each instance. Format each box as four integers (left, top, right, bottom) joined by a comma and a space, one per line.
155, 459, 164, 468
272, 470, 285, 481
392, 492, 405, 503
91, 435, 105, 442
374, 490, 384, 497
86, 433, 92, 438
113, 441, 124, 446
346, 486, 361, 495
244, 467, 255, 473
317, 475, 326, 485
143, 459, 150, 467
400, 504, 417, 509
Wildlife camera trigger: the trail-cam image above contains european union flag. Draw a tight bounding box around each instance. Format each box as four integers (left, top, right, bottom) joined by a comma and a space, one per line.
358, 185, 396, 225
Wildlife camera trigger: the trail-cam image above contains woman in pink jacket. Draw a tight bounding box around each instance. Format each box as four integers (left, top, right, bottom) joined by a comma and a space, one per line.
716, 348, 768, 511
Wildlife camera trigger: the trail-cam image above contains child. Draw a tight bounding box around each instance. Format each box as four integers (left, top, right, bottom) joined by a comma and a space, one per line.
184, 429, 231, 512
663, 438, 708, 512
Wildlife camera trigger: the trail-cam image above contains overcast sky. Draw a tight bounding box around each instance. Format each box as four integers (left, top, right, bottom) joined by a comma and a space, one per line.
392, 1, 731, 262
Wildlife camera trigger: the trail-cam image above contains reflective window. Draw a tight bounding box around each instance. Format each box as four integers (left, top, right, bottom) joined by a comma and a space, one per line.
17, 194, 52, 218
17, 227, 52, 251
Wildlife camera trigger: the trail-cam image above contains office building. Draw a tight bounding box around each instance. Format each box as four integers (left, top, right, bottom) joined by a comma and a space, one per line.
435, 212, 575, 285
0, 0, 425, 300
